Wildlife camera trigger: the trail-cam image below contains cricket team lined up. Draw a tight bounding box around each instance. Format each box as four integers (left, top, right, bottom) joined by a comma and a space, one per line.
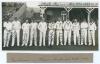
3, 17, 97, 47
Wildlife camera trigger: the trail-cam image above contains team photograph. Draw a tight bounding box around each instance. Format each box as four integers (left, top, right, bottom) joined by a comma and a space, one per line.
2, 2, 98, 50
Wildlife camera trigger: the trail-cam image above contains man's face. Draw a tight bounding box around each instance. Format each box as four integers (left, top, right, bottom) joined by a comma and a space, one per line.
32, 20, 34, 22
15, 18, 18, 21
74, 19, 77, 23
51, 21, 54, 23
26, 20, 28, 23
66, 19, 69, 22
91, 21, 94, 24
6, 20, 8, 22
83, 20, 86, 22
9, 20, 12, 22
43, 18, 45, 22
18, 19, 21, 21
58, 18, 61, 21
34, 20, 37, 23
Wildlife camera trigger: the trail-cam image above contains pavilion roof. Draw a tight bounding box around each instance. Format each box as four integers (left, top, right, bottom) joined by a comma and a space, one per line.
39, 2, 98, 8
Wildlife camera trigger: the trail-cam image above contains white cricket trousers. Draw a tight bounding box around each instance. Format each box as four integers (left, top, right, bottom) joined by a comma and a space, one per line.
73, 30, 80, 45
56, 30, 63, 45
88, 30, 95, 46
64, 30, 71, 45
39, 31, 46, 46
22, 30, 29, 46
48, 30, 55, 46
11, 30, 20, 46
30, 30, 37, 46
81, 29, 87, 45
3, 29, 11, 47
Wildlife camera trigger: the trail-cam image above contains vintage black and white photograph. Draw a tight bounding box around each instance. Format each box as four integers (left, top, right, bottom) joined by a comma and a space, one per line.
2, 2, 98, 50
